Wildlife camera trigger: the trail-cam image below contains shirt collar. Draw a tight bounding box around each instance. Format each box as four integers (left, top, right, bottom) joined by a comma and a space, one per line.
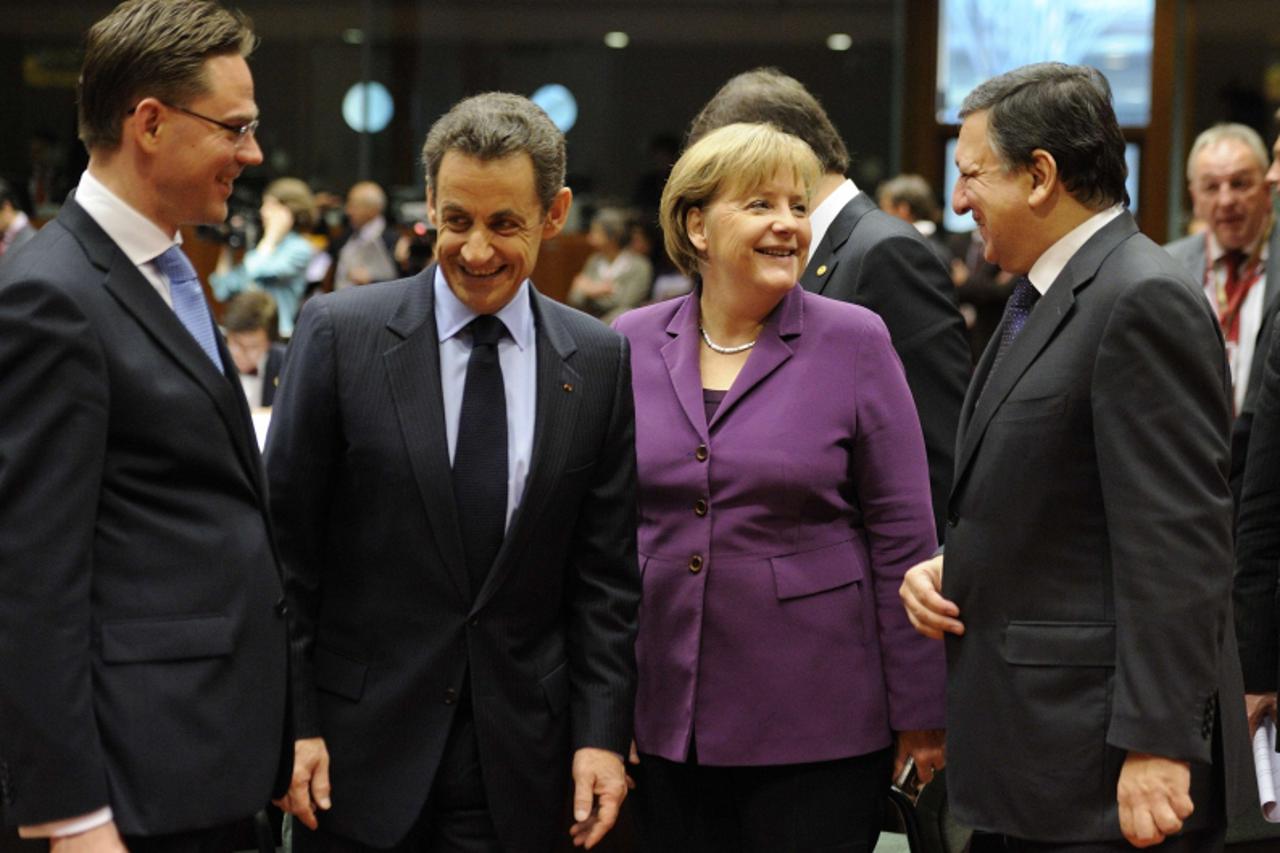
1205, 229, 1271, 266
808, 178, 859, 254
1026, 205, 1125, 296
74, 169, 181, 266
356, 215, 386, 243
433, 265, 535, 351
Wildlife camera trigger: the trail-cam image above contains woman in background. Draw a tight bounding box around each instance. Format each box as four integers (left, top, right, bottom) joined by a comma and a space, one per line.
211, 176, 316, 337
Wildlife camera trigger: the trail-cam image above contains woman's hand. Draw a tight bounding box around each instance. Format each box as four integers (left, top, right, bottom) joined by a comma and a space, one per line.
259, 195, 294, 252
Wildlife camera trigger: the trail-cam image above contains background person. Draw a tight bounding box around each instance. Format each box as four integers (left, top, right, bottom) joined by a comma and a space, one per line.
211, 175, 317, 336
567, 206, 652, 323
615, 122, 944, 853
222, 289, 285, 408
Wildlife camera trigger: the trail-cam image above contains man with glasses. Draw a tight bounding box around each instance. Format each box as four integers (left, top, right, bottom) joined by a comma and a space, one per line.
0, 2, 289, 852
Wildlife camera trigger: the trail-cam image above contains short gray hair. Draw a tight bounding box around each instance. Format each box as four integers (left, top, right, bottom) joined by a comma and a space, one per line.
422, 92, 566, 212
1185, 123, 1269, 182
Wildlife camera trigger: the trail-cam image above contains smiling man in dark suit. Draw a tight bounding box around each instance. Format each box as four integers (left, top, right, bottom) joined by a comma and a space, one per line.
0, 2, 289, 851
901, 63, 1252, 852
267, 93, 640, 853
687, 68, 971, 542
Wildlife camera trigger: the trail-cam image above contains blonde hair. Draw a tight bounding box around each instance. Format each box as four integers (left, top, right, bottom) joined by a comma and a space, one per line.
660, 122, 821, 279
265, 177, 316, 232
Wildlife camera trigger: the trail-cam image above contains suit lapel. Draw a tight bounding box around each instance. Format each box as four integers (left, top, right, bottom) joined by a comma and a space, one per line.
953, 214, 1137, 495
63, 202, 265, 493
660, 296, 710, 442
472, 288, 581, 611
382, 266, 471, 603
708, 285, 802, 430
799, 194, 873, 296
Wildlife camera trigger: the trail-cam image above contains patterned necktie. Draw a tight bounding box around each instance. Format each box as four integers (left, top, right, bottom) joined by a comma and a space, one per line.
980, 276, 1040, 402
153, 246, 222, 369
452, 314, 509, 596
1219, 250, 1249, 345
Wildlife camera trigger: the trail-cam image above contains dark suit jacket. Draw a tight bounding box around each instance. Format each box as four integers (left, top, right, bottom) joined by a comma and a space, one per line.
1235, 321, 1280, 693
1165, 225, 1280, 499
943, 212, 1252, 842
265, 267, 640, 853
0, 201, 289, 835
259, 342, 286, 407
800, 192, 970, 540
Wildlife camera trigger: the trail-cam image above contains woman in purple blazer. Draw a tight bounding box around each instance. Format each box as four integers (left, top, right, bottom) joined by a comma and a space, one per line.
612, 123, 946, 851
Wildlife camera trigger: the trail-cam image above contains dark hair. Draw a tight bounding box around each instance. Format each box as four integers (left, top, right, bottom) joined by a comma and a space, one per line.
78, 0, 256, 151
0, 178, 22, 212
222, 290, 278, 340
877, 174, 941, 223
959, 62, 1128, 209
687, 67, 849, 175
422, 92, 565, 212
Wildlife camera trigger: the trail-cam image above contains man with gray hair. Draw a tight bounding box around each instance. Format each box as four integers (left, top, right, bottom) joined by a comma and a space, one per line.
333, 180, 401, 289
267, 92, 640, 852
901, 62, 1252, 851
0, 1, 289, 851
1166, 124, 1277, 416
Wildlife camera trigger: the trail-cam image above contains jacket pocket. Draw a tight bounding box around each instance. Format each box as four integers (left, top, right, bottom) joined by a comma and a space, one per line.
539, 660, 569, 716
769, 539, 863, 601
992, 393, 1068, 424
1003, 621, 1115, 667
314, 646, 369, 700
100, 614, 233, 663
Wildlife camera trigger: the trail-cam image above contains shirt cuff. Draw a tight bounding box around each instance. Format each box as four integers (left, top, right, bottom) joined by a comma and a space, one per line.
19, 807, 113, 838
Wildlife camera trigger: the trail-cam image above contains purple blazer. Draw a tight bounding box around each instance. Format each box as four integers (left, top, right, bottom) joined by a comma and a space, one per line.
613, 285, 945, 766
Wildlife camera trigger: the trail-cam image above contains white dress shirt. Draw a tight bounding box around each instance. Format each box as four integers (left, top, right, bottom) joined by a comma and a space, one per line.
808, 177, 860, 260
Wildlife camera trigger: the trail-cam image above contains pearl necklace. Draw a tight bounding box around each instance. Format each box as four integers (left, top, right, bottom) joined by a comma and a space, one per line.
699, 325, 756, 354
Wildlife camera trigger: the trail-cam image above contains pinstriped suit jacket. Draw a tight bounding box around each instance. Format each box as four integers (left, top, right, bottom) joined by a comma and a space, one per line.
265, 265, 639, 853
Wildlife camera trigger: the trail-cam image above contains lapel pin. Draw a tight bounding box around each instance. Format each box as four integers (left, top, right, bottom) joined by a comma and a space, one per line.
563, 383, 574, 393
816, 264, 828, 276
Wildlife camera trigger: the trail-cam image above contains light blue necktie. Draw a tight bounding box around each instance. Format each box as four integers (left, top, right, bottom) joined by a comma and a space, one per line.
153, 246, 222, 369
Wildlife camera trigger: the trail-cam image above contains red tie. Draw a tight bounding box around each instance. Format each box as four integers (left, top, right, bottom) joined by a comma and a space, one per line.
1220, 250, 1250, 345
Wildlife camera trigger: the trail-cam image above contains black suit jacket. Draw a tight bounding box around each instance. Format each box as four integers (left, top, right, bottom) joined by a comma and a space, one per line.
800, 192, 970, 540
265, 267, 640, 853
943, 212, 1252, 842
1235, 317, 1280, 692
0, 201, 289, 835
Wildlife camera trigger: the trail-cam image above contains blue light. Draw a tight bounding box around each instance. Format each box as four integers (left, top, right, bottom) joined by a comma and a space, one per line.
342, 81, 394, 134
530, 84, 578, 133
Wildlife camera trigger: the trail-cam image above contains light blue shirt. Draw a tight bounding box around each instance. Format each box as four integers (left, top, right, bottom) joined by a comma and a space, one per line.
434, 267, 537, 529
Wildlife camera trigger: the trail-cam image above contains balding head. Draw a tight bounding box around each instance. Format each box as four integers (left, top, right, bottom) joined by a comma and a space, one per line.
345, 181, 387, 230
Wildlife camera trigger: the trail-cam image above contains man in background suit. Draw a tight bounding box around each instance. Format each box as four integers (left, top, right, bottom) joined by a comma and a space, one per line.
223, 290, 286, 408
901, 62, 1252, 851
1165, 123, 1279, 495
687, 68, 971, 541
0, 2, 289, 851
268, 92, 639, 853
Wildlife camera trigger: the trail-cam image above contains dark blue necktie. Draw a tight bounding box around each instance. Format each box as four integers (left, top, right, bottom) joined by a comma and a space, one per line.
980, 276, 1039, 402
453, 314, 508, 596
153, 246, 222, 369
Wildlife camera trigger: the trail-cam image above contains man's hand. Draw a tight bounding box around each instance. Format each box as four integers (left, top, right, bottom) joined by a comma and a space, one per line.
567, 747, 628, 849
1116, 752, 1193, 848
1245, 692, 1277, 739
893, 729, 946, 785
272, 737, 332, 831
900, 556, 964, 639
47, 822, 126, 853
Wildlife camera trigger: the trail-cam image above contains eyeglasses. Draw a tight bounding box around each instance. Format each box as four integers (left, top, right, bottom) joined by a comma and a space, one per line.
128, 101, 260, 146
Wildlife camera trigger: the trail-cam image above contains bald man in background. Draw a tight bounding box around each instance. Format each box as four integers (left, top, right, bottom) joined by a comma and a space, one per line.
333, 180, 400, 289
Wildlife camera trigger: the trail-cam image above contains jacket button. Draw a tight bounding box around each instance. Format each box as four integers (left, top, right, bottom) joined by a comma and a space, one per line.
469, 616, 480, 628
444, 687, 458, 705
947, 513, 959, 528
694, 498, 708, 517
274, 597, 289, 617
695, 444, 708, 462
688, 554, 704, 574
